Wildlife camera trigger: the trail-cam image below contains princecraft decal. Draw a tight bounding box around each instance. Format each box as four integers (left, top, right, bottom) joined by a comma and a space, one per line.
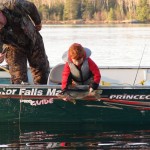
0, 88, 61, 96
110, 94, 150, 100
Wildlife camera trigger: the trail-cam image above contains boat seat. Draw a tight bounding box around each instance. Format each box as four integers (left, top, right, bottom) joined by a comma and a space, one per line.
47, 63, 65, 85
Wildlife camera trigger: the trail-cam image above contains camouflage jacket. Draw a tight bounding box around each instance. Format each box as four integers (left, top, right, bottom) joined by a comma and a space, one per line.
0, 40, 2, 53
0, 0, 41, 48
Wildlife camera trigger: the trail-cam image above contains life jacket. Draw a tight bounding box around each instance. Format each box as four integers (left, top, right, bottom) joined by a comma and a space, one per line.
62, 48, 93, 84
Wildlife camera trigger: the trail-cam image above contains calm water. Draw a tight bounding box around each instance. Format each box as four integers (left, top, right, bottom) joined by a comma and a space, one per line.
1, 123, 150, 149
1, 24, 150, 149
41, 24, 150, 67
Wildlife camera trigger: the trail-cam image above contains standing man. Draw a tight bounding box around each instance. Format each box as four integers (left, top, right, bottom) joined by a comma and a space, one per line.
0, 0, 50, 84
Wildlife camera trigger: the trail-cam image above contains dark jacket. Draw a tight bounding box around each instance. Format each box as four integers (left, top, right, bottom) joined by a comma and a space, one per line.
0, 0, 41, 48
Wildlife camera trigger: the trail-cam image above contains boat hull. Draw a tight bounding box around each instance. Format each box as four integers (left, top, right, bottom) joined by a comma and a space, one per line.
1, 99, 150, 124
1, 85, 150, 124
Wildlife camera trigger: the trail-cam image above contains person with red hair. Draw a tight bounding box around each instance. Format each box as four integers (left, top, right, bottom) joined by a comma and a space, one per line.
62, 43, 101, 93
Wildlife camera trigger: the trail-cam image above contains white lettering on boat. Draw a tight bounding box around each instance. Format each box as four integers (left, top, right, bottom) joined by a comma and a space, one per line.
0, 88, 17, 95
0, 88, 61, 96
19, 88, 43, 95
46, 89, 61, 96
20, 100, 33, 104
110, 94, 150, 100
20, 98, 54, 106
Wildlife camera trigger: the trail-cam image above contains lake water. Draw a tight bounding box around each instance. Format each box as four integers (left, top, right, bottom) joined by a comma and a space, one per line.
1, 24, 150, 149
41, 24, 150, 67
1, 123, 150, 149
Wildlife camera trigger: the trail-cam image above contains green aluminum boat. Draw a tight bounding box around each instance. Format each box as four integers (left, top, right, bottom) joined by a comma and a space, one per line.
0, 84, 150, 124
1, 64, 150, 124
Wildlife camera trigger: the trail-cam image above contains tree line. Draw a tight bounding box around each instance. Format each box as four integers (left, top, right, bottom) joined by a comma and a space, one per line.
30, 0, 150, 23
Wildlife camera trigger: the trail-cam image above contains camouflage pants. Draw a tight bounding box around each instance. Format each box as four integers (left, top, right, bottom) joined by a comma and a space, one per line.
5, 35, 50, 84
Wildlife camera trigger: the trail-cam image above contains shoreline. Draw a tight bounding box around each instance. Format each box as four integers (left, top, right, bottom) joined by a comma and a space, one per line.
42, 20, 150, 25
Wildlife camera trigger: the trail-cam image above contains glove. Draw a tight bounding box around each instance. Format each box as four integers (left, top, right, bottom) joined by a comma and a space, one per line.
89, 82, 99, 90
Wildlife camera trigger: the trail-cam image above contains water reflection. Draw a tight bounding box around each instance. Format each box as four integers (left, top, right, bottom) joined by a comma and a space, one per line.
1, 123, 150, 149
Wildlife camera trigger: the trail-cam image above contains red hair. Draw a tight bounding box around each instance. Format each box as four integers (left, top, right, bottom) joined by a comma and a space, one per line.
68, 43, 85, 60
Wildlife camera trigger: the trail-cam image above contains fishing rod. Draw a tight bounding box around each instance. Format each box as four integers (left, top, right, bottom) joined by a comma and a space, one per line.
0, 65, 9, 73
133, 44, 147, 86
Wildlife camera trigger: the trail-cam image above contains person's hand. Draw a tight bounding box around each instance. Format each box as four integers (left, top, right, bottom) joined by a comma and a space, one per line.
3, 44, 16, 51
0, 53, 5, 63
58, 88, 70, 101
62, 95, 71, 101
89, 82, 99, 90
35, 23, 42, 31
89, 87, 94, 93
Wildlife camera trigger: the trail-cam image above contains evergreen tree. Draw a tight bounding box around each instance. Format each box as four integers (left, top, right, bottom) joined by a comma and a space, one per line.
82, 0, 95, 20
28, 0, 150, 23
63, 0, 81, 20
39, 4, 50, 20
108, 8, 116, 21
136, 0, 150, 22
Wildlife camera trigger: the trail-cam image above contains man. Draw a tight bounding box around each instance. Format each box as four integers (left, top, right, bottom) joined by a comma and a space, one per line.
0, 0, 50, 84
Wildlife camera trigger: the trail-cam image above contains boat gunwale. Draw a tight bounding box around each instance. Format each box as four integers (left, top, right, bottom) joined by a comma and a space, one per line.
0, 84, 150, 89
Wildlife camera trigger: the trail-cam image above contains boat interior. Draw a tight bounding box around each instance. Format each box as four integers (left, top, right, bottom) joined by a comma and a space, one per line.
1, 64, 150, 87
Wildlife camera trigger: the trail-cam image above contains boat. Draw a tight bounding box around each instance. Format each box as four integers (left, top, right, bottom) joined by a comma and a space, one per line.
1, 64, 150, 124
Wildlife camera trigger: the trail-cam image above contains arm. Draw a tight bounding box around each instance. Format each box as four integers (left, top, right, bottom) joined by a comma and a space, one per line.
17, 0, 41, 26
61, 63, 71, 90
0, 53, 5, 63
0, 40, 5, 63
0, 0, 41, 25
16, 0, 42, 31
0, 39, 3, 53
88, 58, 101, 89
